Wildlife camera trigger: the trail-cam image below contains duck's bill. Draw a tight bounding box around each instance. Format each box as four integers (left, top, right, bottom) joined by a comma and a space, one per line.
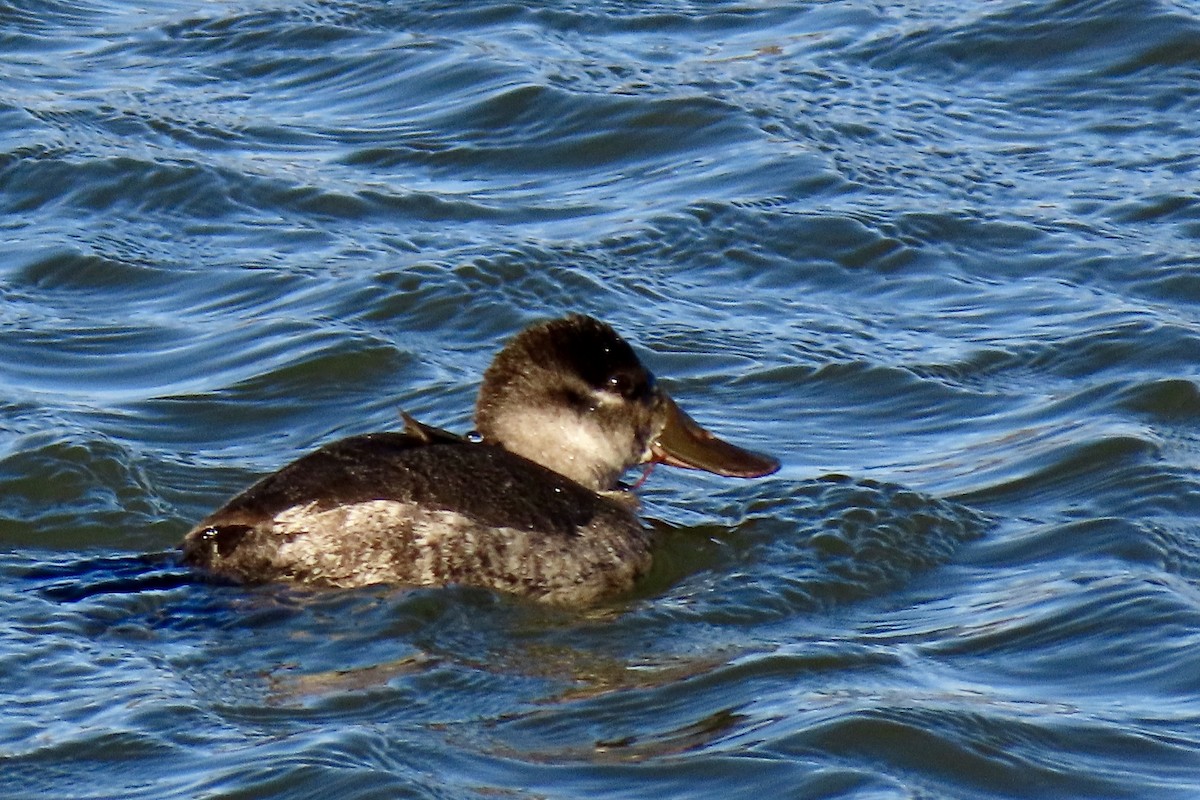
649, 395, 780, 478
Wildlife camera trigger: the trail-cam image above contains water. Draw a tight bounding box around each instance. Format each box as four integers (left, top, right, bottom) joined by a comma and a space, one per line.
2, 0, 1199, 796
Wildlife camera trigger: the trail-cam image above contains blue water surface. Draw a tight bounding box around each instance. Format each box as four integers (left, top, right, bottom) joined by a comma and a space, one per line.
2, 0, 1200, 797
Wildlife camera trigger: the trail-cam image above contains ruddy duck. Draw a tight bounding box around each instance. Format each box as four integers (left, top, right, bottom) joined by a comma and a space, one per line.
181, 314, 779, 604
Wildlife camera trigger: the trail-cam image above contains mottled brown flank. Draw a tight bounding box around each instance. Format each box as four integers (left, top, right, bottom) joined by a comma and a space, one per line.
181, 431, 653, 604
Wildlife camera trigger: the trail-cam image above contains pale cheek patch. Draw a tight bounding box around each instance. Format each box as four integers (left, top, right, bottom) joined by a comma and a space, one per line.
491, 406, 634, 489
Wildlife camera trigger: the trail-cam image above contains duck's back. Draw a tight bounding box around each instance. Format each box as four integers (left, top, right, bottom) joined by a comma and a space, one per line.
181, 432, 651, 604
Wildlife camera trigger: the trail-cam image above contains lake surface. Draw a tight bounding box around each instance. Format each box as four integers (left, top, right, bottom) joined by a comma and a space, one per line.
3, 0, 1200, 797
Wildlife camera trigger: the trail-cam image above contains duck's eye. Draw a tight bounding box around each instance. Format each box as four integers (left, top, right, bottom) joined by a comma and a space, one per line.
606, 372, 644, 400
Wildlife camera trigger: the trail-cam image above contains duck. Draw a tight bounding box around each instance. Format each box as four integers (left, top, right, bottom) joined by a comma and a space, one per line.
180, 314, 779, 604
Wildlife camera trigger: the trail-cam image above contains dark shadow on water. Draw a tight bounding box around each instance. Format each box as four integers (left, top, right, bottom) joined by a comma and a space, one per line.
17, 550, 207, 602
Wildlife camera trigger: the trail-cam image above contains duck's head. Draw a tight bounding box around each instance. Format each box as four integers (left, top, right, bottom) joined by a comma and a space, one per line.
474, 314, 780, 492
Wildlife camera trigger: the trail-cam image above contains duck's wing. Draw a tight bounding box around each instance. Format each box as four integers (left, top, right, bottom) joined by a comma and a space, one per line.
190, 429, 438, 525
185, 421, 614, 539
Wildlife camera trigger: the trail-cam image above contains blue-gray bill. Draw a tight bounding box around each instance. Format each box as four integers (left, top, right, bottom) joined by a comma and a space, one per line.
650, 395, 780, 478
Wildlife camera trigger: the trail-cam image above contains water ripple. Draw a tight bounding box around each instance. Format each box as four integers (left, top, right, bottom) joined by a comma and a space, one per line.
4, 0, 1200, 797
